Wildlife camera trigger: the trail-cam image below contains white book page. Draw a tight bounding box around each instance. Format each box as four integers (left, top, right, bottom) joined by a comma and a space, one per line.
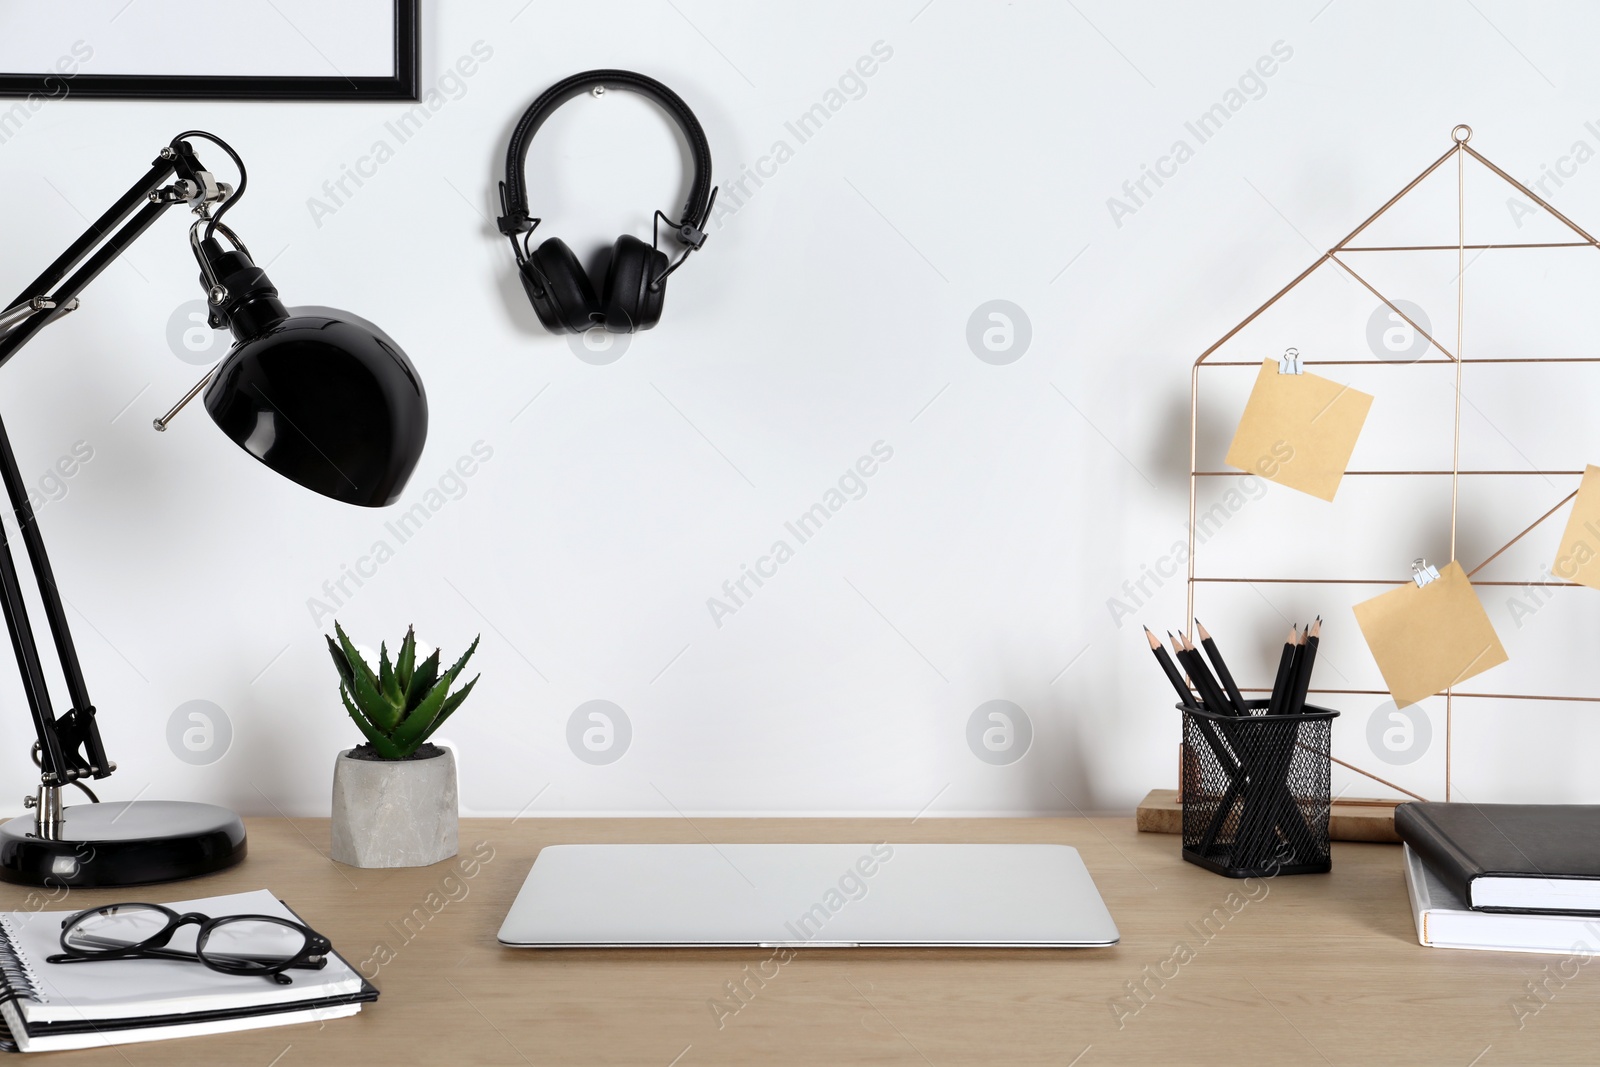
19, 1002, 362, 1054
1477, 876, 1600, 912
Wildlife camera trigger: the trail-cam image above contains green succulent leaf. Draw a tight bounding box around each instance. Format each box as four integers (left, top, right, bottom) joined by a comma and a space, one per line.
396, 626, 417, 692
403, 648, 441, 713
333, 622, 401, 730
418, 674, 478, 744
341, 686, 406, 759
350, 658, 400, 731
391, 669, 456, 748
444, 635, 480, 680
378, 642, 401, 704
325, 635, 355, 690
334, 622, 381, 699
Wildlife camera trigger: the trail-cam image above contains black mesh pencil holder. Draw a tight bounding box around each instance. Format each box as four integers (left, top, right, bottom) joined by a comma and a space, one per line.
1179, 699, 1338, 878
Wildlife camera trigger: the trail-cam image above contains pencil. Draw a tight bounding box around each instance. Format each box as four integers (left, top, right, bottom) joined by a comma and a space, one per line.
1266, 625, 1299, 715
1169, 633, 1207, 709
1286, 617, 1321, 717
1178, 633, 1222, 712
1287, 627, 1306, 708
1175, 632, 1231, 714
1145, 626, 1197, 709
1195, 619, 1249, 716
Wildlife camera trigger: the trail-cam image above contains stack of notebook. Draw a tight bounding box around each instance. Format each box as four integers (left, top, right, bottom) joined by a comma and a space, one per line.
1397, 803, 1600, 954
0, 889, 376, 1053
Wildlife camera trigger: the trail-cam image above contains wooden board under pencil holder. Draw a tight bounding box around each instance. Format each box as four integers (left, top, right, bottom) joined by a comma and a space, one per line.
1137, 790, 1403, 844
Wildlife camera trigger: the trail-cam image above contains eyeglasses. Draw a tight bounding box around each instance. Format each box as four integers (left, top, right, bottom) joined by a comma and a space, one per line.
47, 903, 332, 985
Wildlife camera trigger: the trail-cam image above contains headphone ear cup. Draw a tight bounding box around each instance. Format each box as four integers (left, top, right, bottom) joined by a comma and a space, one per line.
524, 238, 600, 334
599, 234, 670, 333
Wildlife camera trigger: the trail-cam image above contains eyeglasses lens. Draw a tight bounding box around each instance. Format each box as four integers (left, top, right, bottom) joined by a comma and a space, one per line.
62, 905, 172, 954
197, 918, 307, 971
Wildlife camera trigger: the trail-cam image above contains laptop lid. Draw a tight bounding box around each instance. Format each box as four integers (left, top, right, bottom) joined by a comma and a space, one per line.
497, 843, 1119, 948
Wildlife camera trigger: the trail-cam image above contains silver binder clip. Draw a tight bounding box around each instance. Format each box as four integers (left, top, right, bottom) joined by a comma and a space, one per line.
1411, 558, 1440, 587
1277, 347, 1304, 375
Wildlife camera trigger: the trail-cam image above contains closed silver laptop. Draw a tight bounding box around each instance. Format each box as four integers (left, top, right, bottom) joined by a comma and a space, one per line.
497, 843, 1119, 948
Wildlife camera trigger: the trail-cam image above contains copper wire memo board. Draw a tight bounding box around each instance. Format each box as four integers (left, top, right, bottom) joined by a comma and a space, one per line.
1185, 125, 1600, 803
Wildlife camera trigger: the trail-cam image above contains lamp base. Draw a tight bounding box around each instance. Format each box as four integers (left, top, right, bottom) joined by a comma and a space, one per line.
0, 800, 246, 888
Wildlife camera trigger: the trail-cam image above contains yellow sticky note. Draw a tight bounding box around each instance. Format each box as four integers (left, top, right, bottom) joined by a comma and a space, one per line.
1352, 561, 1509, 708
1552, 465, 1600, 591
1224, 359, 1374, 502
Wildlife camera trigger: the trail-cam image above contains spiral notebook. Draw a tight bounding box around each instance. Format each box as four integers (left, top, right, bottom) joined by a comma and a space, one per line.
0, 889, 376, 1053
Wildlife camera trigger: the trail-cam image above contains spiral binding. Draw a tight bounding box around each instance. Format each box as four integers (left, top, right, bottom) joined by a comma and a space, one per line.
0, 915, 47, 1008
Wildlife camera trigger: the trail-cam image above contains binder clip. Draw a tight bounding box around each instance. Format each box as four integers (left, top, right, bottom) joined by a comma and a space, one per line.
1411, 558, 1440, 587
1277, 347, 1304, 375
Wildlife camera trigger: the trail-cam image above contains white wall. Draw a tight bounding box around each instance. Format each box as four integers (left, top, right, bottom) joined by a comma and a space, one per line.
2, 0, 1598, 817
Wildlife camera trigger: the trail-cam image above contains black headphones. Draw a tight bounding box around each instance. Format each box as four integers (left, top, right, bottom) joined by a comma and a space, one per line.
497, 70, 716, 335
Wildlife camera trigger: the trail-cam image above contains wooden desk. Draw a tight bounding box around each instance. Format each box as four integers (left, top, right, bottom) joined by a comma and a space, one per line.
1, 817, 1592, 1065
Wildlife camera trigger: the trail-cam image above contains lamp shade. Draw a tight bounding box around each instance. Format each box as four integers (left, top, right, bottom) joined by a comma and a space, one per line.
203, 308, 427, 507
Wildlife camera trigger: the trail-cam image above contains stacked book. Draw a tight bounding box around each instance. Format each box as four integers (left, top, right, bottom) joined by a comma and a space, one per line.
1398, 803, 1600, 953
0, 889, 375, 1053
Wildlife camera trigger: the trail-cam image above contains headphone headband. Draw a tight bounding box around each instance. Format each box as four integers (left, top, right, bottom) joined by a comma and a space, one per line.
497, 70, 714, 249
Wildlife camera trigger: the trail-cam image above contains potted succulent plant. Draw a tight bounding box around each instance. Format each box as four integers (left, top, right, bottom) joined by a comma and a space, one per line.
326, 622, 479, 868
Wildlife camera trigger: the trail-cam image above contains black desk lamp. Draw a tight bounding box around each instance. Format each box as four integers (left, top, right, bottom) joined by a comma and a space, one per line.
0, 132, 427, 887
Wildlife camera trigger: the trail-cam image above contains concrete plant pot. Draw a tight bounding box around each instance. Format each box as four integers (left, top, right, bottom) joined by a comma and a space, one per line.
330, 744, 458, 868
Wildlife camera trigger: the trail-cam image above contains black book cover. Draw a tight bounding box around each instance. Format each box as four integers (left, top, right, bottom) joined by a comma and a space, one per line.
1395, 802, 1600, 913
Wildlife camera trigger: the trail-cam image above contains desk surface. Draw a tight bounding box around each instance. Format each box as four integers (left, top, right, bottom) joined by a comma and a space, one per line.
0, 817, 1591, 1066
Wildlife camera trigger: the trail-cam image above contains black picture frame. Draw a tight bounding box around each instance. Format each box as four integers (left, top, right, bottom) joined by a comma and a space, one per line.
0, 0, 418, 102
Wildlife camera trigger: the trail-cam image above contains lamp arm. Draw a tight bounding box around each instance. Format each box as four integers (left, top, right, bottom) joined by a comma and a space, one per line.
0, 137, 230, 789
